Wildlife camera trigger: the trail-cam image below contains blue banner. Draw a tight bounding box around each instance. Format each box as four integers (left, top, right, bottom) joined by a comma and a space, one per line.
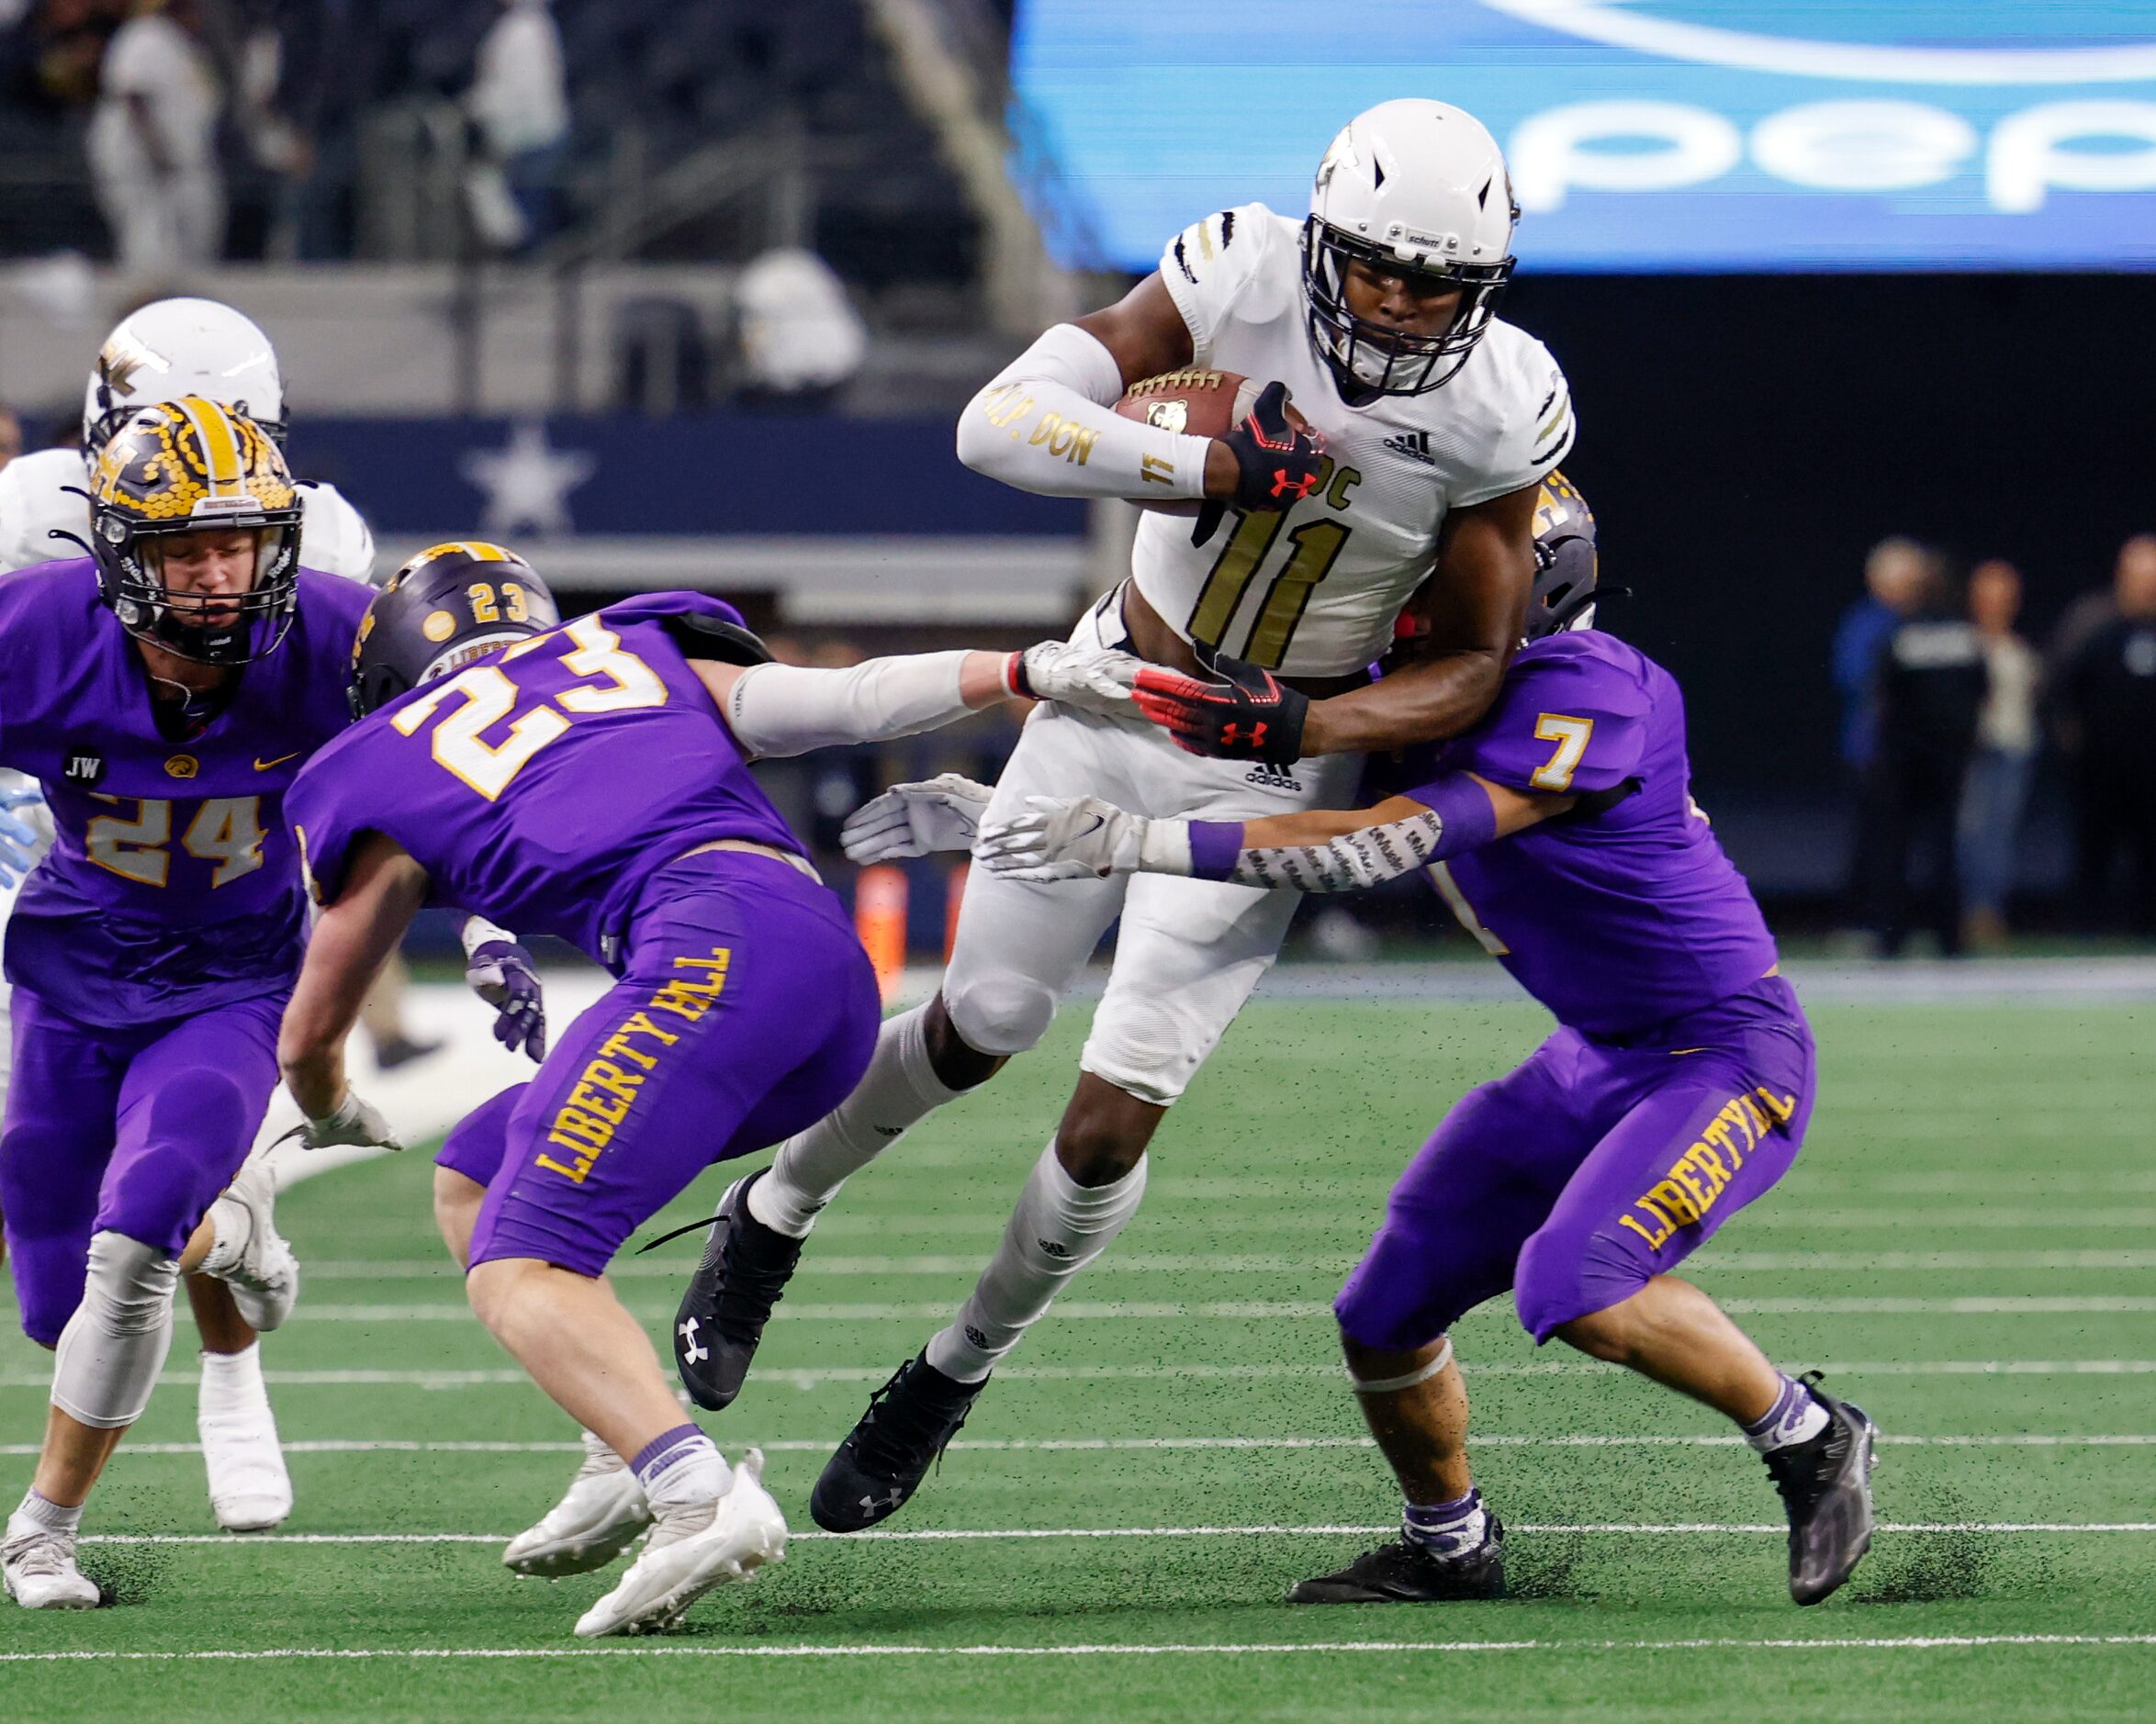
288, 415, 1084, 538
1012, 1, 2156, 272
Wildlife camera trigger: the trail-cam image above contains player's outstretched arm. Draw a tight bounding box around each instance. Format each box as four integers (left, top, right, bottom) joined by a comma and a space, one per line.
975, 775, 1566, 890
694, 643, 1139, 760
278, 832, 426, 1148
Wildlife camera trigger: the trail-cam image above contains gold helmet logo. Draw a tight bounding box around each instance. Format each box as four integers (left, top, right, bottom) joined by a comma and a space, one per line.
91, 396, 298, 524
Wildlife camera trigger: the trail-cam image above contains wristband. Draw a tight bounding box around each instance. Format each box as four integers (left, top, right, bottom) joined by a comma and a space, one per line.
1186, 821, 1246, 882
1408, 775, 1499, 858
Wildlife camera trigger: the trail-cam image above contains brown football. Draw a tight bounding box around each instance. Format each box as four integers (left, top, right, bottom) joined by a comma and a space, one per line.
1114, 367, 1262, 515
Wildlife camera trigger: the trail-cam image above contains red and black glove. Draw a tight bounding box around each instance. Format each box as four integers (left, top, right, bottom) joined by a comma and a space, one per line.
1133, 649, 1308, 765
1193, 380, 1324, 547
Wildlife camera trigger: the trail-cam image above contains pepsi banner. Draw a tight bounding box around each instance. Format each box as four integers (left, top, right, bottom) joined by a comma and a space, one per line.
1012, 2, 2156, 271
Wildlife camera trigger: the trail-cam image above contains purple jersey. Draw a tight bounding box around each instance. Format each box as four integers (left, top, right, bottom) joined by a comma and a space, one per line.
0, 560, 370, 1024
287, 591, 801, 966
1408, 632, 1779, 1036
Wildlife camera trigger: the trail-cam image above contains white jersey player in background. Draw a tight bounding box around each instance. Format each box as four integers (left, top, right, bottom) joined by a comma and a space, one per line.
0, 298, 438, 1539
671, 99, 1578, 1532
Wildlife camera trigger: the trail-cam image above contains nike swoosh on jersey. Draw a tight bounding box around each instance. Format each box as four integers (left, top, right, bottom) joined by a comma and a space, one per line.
254, 752, 302, 771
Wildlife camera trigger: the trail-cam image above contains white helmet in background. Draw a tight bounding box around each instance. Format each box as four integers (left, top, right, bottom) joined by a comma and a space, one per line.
82, 298, 286, 454
1301, 99, 1519, 397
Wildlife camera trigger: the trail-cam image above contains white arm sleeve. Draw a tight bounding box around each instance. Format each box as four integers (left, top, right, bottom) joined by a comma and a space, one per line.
1140, 811, 1448, 893
954, 322, 1211, 503
725, 653, 979, 759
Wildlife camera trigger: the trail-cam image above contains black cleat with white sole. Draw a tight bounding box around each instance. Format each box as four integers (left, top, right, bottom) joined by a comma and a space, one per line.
1765, 1371, 1879, 1606
1287, 1521, 1506, 1604
811, 1352, 986, 1533
671, 1170, 803, 1411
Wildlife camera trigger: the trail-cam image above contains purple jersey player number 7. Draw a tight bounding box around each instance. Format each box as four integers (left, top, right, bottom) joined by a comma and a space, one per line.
964, 472, 1881, 1611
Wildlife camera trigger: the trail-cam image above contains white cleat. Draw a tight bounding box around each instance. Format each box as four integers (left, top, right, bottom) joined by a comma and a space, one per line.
573, 1449, 785, 1638
505, 1432, 653, 1578
200, 1388, 295, 1533
201, 1158, 299, 1332
3, 1525, 103, 1609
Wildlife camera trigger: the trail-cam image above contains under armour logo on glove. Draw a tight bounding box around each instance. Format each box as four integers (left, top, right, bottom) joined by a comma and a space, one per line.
1133, 650, 1309, 766
1194, 380, 1324, 546
678, 1315, 709, 1365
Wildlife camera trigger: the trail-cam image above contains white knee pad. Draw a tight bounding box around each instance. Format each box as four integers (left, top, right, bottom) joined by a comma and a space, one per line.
941, 967, 1060, 1058
51, 1231, 179, 1429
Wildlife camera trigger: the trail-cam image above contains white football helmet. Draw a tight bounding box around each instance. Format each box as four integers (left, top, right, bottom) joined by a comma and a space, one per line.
82, 298, 286, 454
1302, 99, 1519, 397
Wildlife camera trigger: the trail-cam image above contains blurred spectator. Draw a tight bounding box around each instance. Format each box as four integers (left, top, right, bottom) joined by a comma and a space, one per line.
1847, 556, 1988, 957
463, 0, 567, 252
88, 0, 224, 279
1832, 537, 1932, 775
0, 405, 21, 472
2049, 535, 2156, 935
1955, 560, 2039, 950
733, 248, 870, 409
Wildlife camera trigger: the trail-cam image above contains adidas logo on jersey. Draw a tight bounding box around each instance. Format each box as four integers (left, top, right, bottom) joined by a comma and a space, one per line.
1245, 764, 1303, 793
1384, 430, 1437, 466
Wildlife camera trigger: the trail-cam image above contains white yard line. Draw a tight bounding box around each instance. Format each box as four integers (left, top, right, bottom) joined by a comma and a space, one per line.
286, 1248, 2156, 1279
69, 1522, 2156, 1547
18, 1432, 2156, 1459
260, 1295, 2156, 1322
10, 1358, 2156, 1391
6, 1635, 2156, 1663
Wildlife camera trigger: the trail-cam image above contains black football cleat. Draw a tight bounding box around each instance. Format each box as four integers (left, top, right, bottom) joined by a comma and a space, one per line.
810, 1352, 986, 1533
671, 1170, 803, 1411
1287, 1520, 1507, 1604
1764, 1372, 1879, 1606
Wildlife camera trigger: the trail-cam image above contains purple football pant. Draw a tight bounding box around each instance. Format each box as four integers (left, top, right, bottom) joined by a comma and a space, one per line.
1336, 977, 1815, 1349
1, 988, 282, 1345
440, 850, 881, 1279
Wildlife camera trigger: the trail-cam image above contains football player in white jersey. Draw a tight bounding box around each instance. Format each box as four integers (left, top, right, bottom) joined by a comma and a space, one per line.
0, 299, 524, 1539
672, 99, 1576, 1529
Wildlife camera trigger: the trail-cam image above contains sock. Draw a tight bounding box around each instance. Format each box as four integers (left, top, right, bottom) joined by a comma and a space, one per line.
9, 1487, 84, 1539
924, 1143, 1149, 1384
1402, 1488, 1488, 1560
1743, 1373, 1832, 1453
197, 1192, 253, 1279
750, 1003, 961, 1239
197, 1341, 269, 1417
631, 1422, 731, 1514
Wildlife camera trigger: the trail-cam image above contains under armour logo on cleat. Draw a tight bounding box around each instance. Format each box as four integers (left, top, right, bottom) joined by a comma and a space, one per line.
859, 1487, 906, 1513
677, 1316, 709, 1365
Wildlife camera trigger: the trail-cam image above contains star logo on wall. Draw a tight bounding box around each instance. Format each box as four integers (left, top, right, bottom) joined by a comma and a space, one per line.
459, 421, 597, 538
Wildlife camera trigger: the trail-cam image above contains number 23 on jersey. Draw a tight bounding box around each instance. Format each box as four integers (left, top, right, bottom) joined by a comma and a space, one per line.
391, 613, 667, 800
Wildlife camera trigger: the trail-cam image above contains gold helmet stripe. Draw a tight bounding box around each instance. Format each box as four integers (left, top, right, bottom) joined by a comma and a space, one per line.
177, 396, 247, 499
456, 542, 513, 562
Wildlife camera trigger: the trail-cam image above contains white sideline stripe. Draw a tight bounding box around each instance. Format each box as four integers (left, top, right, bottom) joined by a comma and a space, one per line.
73, 1522, 2156, 1547
288, 1248, 2156, 1279
10, 1359, 2156, 1392
271, 1295, 2156, 1321
26, 1432, 2156, 1459
6, 1635, 2156, 1664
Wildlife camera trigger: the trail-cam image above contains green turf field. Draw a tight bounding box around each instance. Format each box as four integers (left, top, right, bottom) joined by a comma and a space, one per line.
5, 993, 2153, 1721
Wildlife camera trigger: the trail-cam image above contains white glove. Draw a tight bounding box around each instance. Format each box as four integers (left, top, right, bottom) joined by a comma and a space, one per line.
282, 1091, 405, 1152
841, 773, 995, 864
973, 793, 1170, 882
1012, 641, 1142, 715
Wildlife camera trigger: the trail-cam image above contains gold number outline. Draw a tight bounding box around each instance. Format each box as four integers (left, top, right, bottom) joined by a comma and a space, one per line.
1530, 713, 1596, 792
390, 613, 668, 800
84, 794, 172, 886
